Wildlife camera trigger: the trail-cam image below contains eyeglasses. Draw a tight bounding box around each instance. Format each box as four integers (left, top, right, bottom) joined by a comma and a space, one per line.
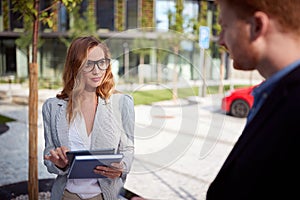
83, 58, 110, 72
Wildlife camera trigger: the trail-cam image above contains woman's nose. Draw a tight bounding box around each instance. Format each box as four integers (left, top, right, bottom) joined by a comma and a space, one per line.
91, 64, 101, 74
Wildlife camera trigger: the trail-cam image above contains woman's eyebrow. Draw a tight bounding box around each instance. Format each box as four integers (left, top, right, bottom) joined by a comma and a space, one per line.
87, 58, 106, 61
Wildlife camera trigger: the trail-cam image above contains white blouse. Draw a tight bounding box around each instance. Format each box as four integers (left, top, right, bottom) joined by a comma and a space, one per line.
65, 114, 102, 199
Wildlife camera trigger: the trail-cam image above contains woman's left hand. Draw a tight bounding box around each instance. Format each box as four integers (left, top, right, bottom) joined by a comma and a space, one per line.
94, 162, 123, 179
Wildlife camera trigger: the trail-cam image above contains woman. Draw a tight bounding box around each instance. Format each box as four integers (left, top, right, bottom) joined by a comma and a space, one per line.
42, 36, 135, 200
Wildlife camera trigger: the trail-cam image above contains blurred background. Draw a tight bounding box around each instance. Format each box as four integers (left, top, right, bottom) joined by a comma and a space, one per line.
0, 1, 264, 199
0, 0, 263, 90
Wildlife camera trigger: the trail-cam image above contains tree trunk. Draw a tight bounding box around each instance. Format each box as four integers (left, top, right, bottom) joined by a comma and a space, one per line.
172, 45, 179, 102
28, 0, 39, 199
28, 63, 39, 200
157, 62, 162, 84
139, 55, 144, 84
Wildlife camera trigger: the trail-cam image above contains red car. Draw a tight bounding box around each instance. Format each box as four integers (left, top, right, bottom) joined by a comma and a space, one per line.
221, 85, 258, 118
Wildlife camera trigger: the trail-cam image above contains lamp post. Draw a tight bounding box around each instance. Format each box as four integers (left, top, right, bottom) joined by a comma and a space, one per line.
123, 42, 129, 82
198, 0, 215, 97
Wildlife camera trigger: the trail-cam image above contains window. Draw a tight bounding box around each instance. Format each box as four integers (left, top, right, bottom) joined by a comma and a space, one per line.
40, 0, 52, 31
155, 0, 198, 32
126, 0, 138, 29
9, 1, 23, 30
58, 4, 69, 31
0, 40, 16, 75
96, 0, 114, 31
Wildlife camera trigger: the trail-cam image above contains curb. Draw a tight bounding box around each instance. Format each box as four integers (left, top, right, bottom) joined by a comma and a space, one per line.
0, 179, 54, 199
0, 123, 9, 134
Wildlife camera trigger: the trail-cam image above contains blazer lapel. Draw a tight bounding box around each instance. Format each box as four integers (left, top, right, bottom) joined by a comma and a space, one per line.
91, 96, 115, 149
55, 99, 69, 147
221, 65, 300, 169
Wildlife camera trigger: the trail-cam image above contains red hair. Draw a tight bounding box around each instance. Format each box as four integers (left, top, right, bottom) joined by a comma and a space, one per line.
57, 36, 115, 122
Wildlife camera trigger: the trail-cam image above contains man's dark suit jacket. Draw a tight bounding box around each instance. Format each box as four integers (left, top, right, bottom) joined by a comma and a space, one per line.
207, 65, 300, 200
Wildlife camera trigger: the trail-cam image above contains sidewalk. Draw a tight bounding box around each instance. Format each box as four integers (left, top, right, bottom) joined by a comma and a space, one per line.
0, 83, 61, 104
0, 83, 246, 199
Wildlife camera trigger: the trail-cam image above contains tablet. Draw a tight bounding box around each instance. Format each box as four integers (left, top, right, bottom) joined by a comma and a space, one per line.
66, 148, 115, 166
66, 148, 123, 179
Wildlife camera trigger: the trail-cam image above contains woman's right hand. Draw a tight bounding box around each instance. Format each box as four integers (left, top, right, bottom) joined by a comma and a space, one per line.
44, 146, 69, 170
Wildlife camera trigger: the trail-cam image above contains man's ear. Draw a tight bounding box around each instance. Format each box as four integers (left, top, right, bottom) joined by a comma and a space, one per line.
250, 11, 269, 40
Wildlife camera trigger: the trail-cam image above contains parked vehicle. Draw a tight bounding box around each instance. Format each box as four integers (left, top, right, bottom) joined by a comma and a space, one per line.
221, 85, 259, 118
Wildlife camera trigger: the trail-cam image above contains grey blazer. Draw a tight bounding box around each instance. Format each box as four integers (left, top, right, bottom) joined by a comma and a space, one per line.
42, 93, 135, 200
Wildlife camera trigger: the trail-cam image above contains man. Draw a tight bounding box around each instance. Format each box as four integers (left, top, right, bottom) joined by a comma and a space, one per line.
207, 0, 300, 199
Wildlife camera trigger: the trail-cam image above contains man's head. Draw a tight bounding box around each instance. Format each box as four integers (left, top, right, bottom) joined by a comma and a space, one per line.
217, 0, 300, 34
217, 0, 300, 77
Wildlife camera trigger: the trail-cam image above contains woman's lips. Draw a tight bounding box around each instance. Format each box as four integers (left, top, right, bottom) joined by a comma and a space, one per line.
91, 77, 101, 82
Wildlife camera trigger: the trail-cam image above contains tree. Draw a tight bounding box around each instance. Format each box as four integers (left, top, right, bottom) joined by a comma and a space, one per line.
115, 0, 125, 31
189, 0, 223, 95
132, 35, 153, 84
60, 0, 98, 47
141, 0, 154, 29
189, 0, 208, 41
168, 0, 184, 101
14, 12, 33, 77
11, 1, 81, 199
156, 34, 171, 84
130, 0, 155, 84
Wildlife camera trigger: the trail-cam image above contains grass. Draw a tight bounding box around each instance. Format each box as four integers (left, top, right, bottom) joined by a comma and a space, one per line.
130, 86, 199, 105
0, 115, 15, 124
130, 84, 250, 105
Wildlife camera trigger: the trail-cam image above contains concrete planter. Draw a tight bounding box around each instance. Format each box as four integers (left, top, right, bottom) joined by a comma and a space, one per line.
0, 178, 54, 199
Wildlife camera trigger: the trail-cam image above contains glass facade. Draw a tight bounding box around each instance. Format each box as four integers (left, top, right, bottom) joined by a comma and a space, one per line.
9, 1, 23, 30
155, 0, 175, 31
58, 4, 69, 32
0, 39, 16, 75
97, 0, 114, 31
0, 0, 221, 83
156, 0, 198, 32
40, 0, 52, 31
39, 39, 66, 80
126, 0, 138, 29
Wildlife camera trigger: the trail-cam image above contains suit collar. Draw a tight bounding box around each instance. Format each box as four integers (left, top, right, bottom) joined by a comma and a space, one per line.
222, 65, 300, 169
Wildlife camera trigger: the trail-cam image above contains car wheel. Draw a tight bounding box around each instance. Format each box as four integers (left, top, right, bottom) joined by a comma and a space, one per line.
230, 99, 250, 118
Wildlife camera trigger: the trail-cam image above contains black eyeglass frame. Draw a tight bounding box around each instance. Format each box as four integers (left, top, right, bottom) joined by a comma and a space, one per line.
83, 58, 111, 72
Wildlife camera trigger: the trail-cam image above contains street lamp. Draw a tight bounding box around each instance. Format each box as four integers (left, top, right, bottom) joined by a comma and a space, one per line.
123, 42, 129, 82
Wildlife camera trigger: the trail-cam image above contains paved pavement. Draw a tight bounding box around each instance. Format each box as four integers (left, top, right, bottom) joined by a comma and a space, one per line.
0, 83, 247, 200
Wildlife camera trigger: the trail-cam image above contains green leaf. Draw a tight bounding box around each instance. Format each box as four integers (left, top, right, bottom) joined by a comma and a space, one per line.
47, 19, 53, 28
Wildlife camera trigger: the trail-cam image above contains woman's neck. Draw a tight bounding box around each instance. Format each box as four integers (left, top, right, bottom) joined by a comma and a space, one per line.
80, 91, 98, 107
